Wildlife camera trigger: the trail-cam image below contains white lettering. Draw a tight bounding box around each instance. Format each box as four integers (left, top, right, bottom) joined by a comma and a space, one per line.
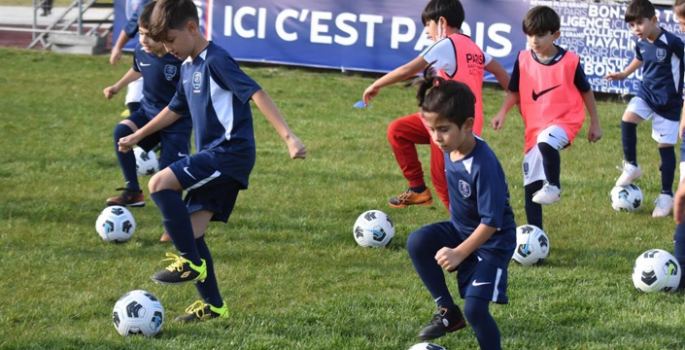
275, 9, 299, 42
334, 13, 358, 46
391, 16, 415, 49
311, 11, 332, 44
359, 14, 383, 47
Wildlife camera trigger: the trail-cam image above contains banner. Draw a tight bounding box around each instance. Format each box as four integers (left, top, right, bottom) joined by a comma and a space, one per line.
113, 0, 683, 95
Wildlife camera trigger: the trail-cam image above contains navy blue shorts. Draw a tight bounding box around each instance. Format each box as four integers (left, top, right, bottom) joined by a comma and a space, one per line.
168, 151, 242, 223
127, 110, 191, 170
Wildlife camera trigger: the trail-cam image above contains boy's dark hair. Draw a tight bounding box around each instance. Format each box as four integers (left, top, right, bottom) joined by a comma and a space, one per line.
421, 0, 465, 29
675, 0, 685, 18
149, 0, 200, 42
137, 1, 156, 29
522, 6, 560, 36
411, 65, 475, 128
625, 0, 656, 23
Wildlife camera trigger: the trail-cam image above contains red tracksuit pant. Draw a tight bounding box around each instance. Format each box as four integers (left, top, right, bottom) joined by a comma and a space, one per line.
387, 113, 449, 209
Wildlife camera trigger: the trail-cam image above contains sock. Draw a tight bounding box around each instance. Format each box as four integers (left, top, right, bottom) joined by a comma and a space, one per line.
126, 102, 141, 113
525, 180, 544, 230
194, 235, 223, 307
674, 224, 685, 289
410, 185, 427, 193
538, 142, 561, 188
113, 123, 139, 192
464, 297, 502, 350
659, 147, 675, 196
621, 121, 638, 166
150, 190, 201, 265
406, 225, 456, 309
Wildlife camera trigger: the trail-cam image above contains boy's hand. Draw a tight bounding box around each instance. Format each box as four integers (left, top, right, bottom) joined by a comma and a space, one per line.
604, 72, 626, 81
588, 124, 602, 143
109, 48, 122, 66
435, 247, 466, 272
103, 86, 119, 99
490, 112, 505, 131
362, 84, 380, 105
286, 135, 307, 159
118, 133, 140, 153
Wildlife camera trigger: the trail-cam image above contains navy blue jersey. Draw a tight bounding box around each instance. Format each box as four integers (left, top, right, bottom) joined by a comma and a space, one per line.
634, 29, 685, 121
446, 138, 516, 265
132, 43, 188, 121
168, 42, 261, 188
123, 0, 151, 38
509, 46, 591, 93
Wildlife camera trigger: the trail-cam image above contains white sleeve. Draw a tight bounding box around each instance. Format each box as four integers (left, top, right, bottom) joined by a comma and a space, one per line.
483, 51, 493, 67
420, 38, 457, 76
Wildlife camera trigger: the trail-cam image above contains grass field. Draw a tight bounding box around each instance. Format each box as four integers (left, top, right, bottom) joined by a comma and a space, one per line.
1, 46, 684, 350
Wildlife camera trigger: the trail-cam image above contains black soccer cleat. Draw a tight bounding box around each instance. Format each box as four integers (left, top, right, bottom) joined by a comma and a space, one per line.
151, 253, 207, 285
418, 306, 466, 341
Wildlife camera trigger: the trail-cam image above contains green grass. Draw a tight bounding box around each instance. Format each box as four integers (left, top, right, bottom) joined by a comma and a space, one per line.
0, 47, 684, 350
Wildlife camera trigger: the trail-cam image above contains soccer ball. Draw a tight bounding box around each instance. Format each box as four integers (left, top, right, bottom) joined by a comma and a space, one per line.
512, 225, 549, 266
134, 147, 159, 176
353, 210, 394, 247
408, 343, 447, 350
610, 184, 643, 212
112, 290, 164, 337
95, 206, 136, 243
632, 249, 681, 293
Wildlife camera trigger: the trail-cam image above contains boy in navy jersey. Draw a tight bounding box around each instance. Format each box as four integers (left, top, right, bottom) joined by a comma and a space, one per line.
119, 0, 306, 322
406, 67, 516, 349
103, 1, 191, 214
605, 0, 685, 217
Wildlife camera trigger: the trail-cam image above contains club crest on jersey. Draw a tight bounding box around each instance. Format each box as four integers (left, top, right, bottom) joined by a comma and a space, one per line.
458, 180, 471, 197
656, 48, 667, 62
192, 72, 202, 92
164, 65, 177, 80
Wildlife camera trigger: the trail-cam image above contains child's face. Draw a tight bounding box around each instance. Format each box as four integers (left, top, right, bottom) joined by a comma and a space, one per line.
628, 17, 658, 40
525, 31, 559, 56
422, 111, 473, 153
138, 26, 165, 55
161, 25, 195, 60
424, 19, 445, 42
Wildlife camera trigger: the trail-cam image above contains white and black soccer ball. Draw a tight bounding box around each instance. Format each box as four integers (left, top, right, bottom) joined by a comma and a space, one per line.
112, 290, 164, 337
408, 343, 447, 350
610, 184, 643, 212
353, 210, 395, 248
512, 225, 549, 266
632, 249, 681, 293
95, 206, 136, 243
134, 147, 159, 176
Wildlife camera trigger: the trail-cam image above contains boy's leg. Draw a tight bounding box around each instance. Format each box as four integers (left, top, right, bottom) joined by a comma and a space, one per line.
523, 149, 546, 228
652, 116, 679, 217
525, 181, 544, 230
463, 297, 501, 350
532, 126, 568, 205
157, 134, 191, 242
387, 113, 433, 208
106, 115, 151, 207
149, 168, 206, 285
429, 138, 449, 210
407, 222, 466, 340
617, 98, 648, 186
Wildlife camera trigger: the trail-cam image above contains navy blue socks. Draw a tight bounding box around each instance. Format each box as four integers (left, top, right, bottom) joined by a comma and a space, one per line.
525, 180, 544, 229
194, 235, 222, 307
113, 123, 140, 192
659, 147, 675, 196
406, 225, 457, 309
150, 189, 202, 266
464, 297, 501, 350
621, 121, 638, 166
538, 142, 561, 188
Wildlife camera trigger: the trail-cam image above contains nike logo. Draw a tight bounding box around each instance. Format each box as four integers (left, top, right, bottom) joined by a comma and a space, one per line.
532, 84, 561, 101
183, 166, 196, 180
139, 62, 151, 67
472, 280, 492, 287
183, 80, 188, 84
178, 152, 188, 157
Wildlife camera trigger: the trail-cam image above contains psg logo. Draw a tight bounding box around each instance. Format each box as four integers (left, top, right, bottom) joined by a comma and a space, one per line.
458, 180, 471, 198
164, 65, 177, 80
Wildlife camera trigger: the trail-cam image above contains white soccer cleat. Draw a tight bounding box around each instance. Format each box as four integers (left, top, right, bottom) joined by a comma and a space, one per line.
532, 183, 561, 205
652, 194, 674, 217
616, 161, 642, 186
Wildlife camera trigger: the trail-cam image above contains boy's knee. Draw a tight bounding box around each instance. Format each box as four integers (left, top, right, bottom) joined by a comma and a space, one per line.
463, 297, 488, 322
113, 122, 134, 139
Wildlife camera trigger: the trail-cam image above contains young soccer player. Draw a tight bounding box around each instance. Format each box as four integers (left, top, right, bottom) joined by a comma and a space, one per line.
118, 0, 306, 322
362, 0, 510, 210
604, 0, 684, 217
103, 1, 191, 213
490, 5, 602, 230
406, 68, 515, 349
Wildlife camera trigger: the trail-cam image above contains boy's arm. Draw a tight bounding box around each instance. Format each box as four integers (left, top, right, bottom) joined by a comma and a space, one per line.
491, 91, 520, 130
484, 59, 510, 91
362, 56, 428, 105
103, 68, 142, 99
581, 90, 602, 142
118, 107, 181, 152
251, 89, 307, 159
109, 31, 130, 66
604, 58, 642, 80
435, 224, 497, 271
